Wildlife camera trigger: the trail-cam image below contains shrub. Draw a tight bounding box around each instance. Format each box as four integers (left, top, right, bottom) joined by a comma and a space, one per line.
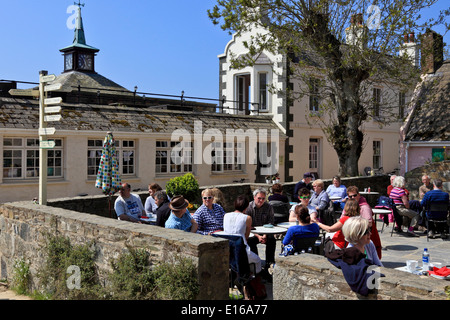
109, 247, 155, 300
165, 173, 200, 203
38, 234, 102, 300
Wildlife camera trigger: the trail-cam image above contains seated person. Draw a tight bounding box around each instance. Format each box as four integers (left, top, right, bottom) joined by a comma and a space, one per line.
283, 205, 320, 248
342, 216, 383, 267
318, 199, 360, 250
326, 176, 347, 210
114, 183, 145, 223
144, 183, 162, 216
310, 179, 330, 223
293, 172, 313, 202
245, 188, 276, 269
421, 178, 449, 239
165, 195, 198, 233
153, 190, 171, 227
223, 195, 262, 274
390, 176, 419, 237
268, 183, 289, 203
193, 188, 226, 235
211, 187, 226, 208
419, 175, 433, 200
289, 187, 317, 222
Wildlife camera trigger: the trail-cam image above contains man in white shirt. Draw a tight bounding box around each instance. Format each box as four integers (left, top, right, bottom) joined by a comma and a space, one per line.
114, 183, 145, 222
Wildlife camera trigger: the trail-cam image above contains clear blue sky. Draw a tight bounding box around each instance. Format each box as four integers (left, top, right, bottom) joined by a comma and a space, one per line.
1, 0, 448, 102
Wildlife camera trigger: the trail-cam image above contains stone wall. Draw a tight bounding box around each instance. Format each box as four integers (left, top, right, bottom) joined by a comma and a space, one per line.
0, 201, 229, 300
274, 254, 448, 300
405, 160, 450, 200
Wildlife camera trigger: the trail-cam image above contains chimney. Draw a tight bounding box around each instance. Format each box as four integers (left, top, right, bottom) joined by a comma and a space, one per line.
420, 29, 444, 74
345, 13, 368, 50
399, 31, 420, 68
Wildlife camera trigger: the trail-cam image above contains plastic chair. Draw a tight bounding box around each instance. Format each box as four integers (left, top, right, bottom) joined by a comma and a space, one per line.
318, 200, 335, 226
292, 236, 320, 254
212, 234, 255, 296
423, 201, 449, 241
269, 200, 290, 224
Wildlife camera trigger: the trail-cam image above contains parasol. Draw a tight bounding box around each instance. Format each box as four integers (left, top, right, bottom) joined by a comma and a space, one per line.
95, 132, 121, 217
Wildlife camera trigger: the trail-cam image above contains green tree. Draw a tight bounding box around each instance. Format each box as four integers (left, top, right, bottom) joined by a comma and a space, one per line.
209, 0, 449, 176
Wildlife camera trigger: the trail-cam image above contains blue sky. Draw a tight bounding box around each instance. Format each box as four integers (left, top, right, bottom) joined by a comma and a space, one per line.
1, 0, 448, 102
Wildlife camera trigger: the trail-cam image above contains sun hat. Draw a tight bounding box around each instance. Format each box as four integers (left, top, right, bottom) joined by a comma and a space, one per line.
169, 195, 189, 211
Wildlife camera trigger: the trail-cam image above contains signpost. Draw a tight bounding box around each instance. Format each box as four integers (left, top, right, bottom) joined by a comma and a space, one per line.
38, 71, 63, 205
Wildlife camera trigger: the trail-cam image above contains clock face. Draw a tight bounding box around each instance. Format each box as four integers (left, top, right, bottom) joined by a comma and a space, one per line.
78, 53, 93, 70
64, 54, 73, 70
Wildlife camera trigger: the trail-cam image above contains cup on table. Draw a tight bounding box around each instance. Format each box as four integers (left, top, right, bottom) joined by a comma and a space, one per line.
406, 260, 418, 272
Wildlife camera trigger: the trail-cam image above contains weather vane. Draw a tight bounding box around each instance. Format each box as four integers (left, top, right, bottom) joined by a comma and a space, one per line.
74, 1, 85, 8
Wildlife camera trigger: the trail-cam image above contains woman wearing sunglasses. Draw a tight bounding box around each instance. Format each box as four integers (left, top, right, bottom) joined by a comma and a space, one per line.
192, 188, 226, 235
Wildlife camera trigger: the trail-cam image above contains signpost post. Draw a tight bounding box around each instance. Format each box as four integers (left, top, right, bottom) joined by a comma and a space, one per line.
38, 71, 62, 205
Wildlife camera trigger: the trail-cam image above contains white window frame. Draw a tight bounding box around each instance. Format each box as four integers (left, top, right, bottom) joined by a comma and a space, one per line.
155, 140, 193, 175
258, 72, 268, 112
212, 141, 244, 173
3, 137, 63, 180
87, 139, 136, 177
373, 140, 382, 169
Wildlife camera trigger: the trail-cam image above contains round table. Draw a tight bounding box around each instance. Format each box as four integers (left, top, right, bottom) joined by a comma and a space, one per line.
252, 226, 288, 235
277, 221, 298, 229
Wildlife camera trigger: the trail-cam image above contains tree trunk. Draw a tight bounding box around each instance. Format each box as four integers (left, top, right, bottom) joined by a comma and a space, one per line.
333, 82, 366, 177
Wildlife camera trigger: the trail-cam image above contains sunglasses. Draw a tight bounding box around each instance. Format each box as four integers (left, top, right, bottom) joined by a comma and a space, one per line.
202, 196, 213, 200
300, 196, 310, 199
348, 194, 358, 199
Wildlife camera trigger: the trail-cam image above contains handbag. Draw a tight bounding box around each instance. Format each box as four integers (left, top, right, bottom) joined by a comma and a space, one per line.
245, 275, 267, 300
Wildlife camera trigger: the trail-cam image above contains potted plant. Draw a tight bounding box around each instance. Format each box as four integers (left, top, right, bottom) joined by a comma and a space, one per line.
265, 176, 271, 184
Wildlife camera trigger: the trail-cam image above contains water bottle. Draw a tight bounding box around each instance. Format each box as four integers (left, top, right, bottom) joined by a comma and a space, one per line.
422, 248, 430, 271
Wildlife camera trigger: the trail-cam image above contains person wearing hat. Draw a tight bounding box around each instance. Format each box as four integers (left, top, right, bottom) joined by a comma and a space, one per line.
293, 172, 314, 202
165, 195, 198, 233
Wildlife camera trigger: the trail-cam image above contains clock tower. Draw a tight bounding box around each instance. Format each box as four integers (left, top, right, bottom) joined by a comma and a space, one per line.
60, 2, 99, 73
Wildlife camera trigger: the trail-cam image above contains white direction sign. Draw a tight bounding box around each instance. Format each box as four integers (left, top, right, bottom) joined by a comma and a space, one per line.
44, 83, 62, 92
8, 89, 40, 97
44, 97, 63, 105
41, 74, 56, 83
44, 115, 62, 122
39, 128, 56, 136
40, 140, 56, 149
45, 106, 62, 114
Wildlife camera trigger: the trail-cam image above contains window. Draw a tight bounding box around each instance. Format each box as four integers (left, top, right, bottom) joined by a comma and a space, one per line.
309, 78, 320, 112
309, 138, 319, 171
372, 88, 381, 117
236, 74, 251, 114
156, 141, 192, 174
88, 139, 136, 176
211, 141, 244, 173
373, 141, 382, 169
399, 92, 406, 119
259, 73, 268, 111
3, 137, 63, 179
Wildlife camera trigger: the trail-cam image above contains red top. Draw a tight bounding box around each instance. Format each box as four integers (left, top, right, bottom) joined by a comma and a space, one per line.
332, 215, 350, 249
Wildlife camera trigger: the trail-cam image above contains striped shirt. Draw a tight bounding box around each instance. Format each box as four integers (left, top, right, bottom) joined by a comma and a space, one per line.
193, 203, 225, 235
389, 187, 406, 205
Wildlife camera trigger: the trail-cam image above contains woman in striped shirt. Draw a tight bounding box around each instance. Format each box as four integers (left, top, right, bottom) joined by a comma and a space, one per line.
389, 176, 419, 237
